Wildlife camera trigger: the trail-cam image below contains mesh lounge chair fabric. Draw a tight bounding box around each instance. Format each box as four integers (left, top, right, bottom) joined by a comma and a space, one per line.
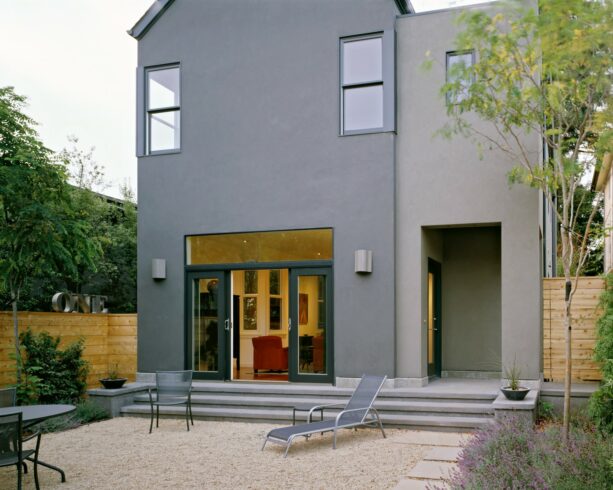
262, 374, 387, 457
0, 412, 42, 490
148, 370, 194, 433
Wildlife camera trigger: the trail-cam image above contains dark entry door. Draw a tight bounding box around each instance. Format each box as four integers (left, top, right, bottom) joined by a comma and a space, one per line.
289, 268, 333, 383
427, 259, 442, 377
186, 271, 229, 380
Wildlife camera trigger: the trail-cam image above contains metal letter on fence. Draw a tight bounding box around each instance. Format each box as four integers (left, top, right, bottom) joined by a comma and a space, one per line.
71, 294, 91, 314
51, 292, 72, 313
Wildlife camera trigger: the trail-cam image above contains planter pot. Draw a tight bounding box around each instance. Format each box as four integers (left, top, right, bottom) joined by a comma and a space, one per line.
501, 386, 530, 401
99, 378, 127, 389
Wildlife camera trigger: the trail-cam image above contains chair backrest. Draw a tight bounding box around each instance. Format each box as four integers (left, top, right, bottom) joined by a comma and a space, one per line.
156, 370, 193, 402
0, 412, 22, 462
339, 374, 387, 424
0, 387, 16, 408
252, 336, 282, 350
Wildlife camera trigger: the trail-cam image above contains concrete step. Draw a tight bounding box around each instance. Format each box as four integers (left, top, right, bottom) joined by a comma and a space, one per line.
133, 393, 494, 416
120, 403, 492, 429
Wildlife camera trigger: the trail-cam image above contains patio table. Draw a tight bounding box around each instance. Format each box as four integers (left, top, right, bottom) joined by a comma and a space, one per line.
0, 404, 76, 482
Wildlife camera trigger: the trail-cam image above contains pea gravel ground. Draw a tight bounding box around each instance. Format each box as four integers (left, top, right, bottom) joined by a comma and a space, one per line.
0, 417, 429, 489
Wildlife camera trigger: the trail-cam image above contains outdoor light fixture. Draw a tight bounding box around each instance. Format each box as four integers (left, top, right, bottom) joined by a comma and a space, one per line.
354, 249, 373, 274
152, 258, 166, 280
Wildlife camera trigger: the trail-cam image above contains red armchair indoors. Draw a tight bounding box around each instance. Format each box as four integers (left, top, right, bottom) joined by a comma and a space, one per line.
252, 336, 288, 373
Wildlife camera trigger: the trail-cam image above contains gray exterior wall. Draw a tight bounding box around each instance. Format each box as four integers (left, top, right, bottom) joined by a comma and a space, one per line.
441, 227, 501, 372
136, 0, 400, 377
395, 7, 542, 381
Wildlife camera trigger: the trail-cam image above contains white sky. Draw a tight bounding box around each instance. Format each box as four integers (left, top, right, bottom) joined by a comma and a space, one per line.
0, 0, 491, 200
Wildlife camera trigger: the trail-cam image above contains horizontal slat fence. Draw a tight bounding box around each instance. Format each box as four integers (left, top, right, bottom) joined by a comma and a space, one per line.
0, 312, 137, 388
543, 278, 603, 382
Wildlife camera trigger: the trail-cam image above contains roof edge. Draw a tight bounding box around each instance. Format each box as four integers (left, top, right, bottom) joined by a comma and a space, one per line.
128, 0, 175, 40
395, 0, 413, 15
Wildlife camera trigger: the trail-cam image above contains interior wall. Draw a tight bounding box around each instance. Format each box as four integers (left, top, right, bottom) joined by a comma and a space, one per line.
441, 227, 501, 372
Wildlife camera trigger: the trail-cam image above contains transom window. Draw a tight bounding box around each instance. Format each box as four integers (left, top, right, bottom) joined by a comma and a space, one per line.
146, 65, 180, 154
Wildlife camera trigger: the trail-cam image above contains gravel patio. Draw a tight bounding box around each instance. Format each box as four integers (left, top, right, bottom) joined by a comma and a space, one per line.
0, 417, 438, 489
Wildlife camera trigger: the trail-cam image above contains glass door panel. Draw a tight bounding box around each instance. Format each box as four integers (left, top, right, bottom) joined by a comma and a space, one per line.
289, 268, 332, 383
187, 271, 227, 380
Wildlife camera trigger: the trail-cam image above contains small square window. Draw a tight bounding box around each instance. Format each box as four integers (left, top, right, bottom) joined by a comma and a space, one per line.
145, 65, 180, 154
446, 50, 474, 104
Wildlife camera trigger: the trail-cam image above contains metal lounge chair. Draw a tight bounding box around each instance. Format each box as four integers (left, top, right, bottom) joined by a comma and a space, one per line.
261, 374, 387, 457
148, 370, 194, 433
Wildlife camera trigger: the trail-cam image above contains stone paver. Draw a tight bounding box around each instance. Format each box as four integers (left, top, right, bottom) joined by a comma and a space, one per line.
407, 460, 456, 480
394, 478, 445, 489
424, 446, 462, 462
392, 430, 470, 447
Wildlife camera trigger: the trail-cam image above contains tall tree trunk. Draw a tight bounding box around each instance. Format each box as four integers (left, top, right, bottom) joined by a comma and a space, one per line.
11, 291, 22, 384
563, 280, 572, 436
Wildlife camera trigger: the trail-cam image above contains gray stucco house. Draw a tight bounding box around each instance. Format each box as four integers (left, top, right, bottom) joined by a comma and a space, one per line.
129, 0, 554, 389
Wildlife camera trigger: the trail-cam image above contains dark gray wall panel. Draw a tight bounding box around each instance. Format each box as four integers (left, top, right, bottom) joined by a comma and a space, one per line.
136, 0, 398, 377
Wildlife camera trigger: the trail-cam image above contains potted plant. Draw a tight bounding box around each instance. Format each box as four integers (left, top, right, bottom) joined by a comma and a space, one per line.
501, 358, 530, 401
99, 363, 127, 389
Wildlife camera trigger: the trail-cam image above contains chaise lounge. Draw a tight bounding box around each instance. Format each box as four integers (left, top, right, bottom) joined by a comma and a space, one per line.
261, 374, 387, 457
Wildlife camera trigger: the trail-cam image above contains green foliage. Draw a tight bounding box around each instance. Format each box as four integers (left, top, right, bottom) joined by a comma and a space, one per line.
537, 399, 556, 424
35, 399, 109, 433
17, 329, 89, 405
503, 357, 521, 390
589, 272, 613, 433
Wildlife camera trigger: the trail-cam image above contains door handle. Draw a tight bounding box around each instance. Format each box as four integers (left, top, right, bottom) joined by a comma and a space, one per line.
288, 317, 292, 332
224, 319, 230, 331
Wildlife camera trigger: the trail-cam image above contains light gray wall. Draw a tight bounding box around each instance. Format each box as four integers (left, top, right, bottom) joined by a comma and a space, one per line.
136, 0, 399, 376
441, 227, 501, 372
396, 7, 542, 380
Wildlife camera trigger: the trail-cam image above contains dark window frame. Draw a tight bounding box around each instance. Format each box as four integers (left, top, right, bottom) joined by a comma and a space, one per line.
145, 63, 181, 156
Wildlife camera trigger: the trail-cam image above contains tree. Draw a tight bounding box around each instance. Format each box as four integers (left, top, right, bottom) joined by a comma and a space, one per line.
435, 0, 613, 435
0, 86, 101, 381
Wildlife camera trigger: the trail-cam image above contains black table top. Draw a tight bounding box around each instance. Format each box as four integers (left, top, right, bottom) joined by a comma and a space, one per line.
0, 404, 76, 424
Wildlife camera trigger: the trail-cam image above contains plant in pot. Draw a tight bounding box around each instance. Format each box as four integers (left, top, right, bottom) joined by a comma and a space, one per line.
99, 363, 128, 389
501, 358, 530, 401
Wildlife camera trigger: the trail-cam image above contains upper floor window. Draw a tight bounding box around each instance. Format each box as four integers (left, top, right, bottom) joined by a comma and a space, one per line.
340, 32, 394, 135
446, 50, 474, 104
146, 65, 180, 154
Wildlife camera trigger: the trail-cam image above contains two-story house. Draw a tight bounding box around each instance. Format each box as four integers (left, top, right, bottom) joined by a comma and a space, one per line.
128, 0, 552, 390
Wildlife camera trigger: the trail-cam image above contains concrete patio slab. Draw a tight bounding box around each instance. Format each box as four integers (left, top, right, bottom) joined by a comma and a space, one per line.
394, 478, 446, 489
392, 430, 470, 447
424, 446, 462, 462
407, 461, 456, 480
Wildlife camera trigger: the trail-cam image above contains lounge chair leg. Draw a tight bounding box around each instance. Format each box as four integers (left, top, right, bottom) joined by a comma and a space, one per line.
284, 437, 294, 458
156, 405, 160, 428
261, 438, 268, 451
372, 408, 386, 439
189, 402, 194, 425
149, 405, 154, 433
186, 405, 190, 431
333, 428, 337, 449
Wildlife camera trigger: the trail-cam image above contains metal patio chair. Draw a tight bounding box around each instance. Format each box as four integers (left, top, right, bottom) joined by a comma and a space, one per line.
0, 387, 16, 408
148, 370, 194, 433
262, 374, 387, 457
0, 412, 42, 490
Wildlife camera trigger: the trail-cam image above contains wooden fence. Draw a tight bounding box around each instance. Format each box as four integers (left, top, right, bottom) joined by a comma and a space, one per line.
543, 278, 603, 382
0, 312, 137, 388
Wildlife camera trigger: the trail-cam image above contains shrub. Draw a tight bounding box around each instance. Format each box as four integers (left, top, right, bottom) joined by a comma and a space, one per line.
536, 399, 555, 424
17, 329, 89, 405
438, 416, 613, 490
589, 272, 613, 433
36, 399, 109, 433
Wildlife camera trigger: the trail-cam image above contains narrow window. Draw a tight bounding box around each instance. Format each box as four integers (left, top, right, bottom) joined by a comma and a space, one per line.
341, 35, 384, 134
146, 65, 180, 154
446, 50, 474, 104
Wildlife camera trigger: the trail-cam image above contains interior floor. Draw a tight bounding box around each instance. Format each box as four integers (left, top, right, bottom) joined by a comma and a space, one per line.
233, 365, 288, 382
